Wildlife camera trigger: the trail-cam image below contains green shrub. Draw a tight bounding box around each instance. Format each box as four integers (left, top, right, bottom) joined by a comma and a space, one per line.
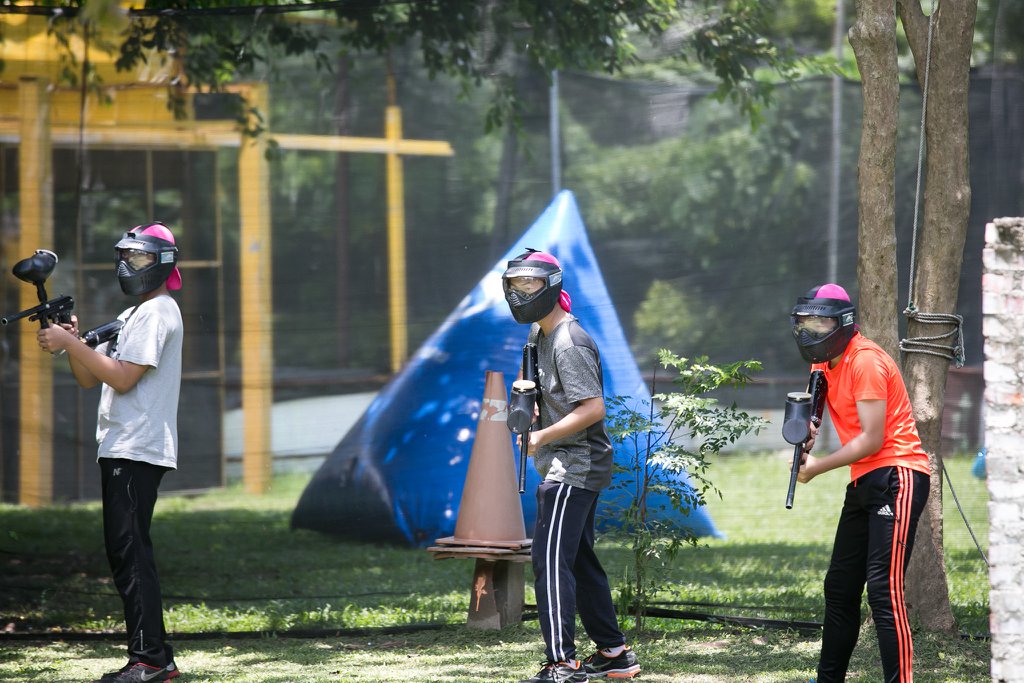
603, 350, 766, 631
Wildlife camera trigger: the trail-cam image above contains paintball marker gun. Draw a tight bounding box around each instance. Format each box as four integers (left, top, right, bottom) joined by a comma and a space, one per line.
507, 342, 539, 494
81, 319, 124, 349
1, 250, 74, 329
782, 369, 828, 509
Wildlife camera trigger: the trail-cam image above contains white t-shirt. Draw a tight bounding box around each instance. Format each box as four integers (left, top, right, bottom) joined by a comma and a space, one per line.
95, 294, 183, 469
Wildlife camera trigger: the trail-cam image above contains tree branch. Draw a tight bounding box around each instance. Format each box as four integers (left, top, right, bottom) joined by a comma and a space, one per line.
897, 0, 929, 75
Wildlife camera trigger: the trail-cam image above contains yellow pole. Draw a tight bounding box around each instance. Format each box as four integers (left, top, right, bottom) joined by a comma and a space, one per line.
238, 85, 273, 494
17, 77, 54, 507
385, 104, 408, 373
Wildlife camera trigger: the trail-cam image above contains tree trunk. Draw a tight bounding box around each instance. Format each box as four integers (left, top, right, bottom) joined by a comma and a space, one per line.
852, 0, 977, 635
850, 0, 901, 356
895, 0, 977, 635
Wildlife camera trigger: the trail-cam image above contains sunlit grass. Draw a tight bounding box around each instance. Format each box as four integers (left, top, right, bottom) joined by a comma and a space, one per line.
0, 452, 990, 682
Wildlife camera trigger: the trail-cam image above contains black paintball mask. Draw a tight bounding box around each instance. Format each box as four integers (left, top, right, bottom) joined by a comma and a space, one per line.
502, 249, 564, 324
791, 286, 857, 363
115, 226, 178, 296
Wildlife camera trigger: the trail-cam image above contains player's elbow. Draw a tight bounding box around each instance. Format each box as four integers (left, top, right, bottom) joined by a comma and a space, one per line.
582, 397, 605, 424
863, 430, 885, 455
108, 379, 134, 395
108, 373, 143, 395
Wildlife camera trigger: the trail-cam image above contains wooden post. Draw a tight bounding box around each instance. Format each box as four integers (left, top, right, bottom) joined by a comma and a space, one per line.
467, 559, 525, 630
238, 84, 273, 495
17, 76, 54, 507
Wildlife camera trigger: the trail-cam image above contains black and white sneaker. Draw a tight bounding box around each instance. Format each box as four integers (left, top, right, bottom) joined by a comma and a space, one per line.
91, 661, 180, 683
520, 660, 588, 683
96, 662, 134, 681
583, 646, 641, 678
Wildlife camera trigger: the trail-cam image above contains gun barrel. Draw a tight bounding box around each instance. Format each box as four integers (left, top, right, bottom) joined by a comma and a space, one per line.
1, 307, 35, 325
0, 295, 73, 328
518, 437, 528, 494
785, 444, 802, 509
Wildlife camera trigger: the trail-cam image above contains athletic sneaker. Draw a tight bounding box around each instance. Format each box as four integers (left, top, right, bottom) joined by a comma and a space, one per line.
92, 661, 180, 682
583, 646, 641, 679
520, 660, 588, 682
96, 662, 133, 681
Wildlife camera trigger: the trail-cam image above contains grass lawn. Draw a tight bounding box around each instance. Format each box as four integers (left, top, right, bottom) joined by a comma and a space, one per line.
0, 452, 991, 682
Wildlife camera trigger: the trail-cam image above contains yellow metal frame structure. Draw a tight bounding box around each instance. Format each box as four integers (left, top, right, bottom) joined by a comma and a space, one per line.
2, 18, 453, 502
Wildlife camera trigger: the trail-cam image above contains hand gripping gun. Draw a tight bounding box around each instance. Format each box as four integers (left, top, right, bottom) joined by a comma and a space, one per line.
507, 342, 539, 494
1, 250, 74, 329
782, 369, 828, 509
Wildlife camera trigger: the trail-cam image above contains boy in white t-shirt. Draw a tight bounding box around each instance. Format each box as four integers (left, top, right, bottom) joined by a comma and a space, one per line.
38, 223, 184, 683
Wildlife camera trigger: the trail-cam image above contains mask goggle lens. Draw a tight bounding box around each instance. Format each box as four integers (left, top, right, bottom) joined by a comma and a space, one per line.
793, 315, 838, 339
119, 249, 157, 272
508, 276, 545, 299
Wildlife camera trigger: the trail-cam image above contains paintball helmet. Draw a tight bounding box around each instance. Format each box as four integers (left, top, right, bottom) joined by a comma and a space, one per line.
791, 283, 856, 363
502, 249, 564, 324
115, 223, 182, 296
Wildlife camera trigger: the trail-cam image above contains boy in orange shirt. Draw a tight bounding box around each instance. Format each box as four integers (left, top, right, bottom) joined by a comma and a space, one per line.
790, 284, 930, 683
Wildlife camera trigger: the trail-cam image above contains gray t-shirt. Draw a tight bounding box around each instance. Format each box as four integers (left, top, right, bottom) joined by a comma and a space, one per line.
528, 315, 613, 491
95, 294, 183, 469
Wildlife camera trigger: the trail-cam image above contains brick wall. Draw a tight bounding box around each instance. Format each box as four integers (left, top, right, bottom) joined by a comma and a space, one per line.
983, 217, 1024, 682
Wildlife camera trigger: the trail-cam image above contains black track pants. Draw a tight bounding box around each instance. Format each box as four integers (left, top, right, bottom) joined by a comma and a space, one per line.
816, 466, 929, 683
532, 480, 625, 664
100, 458, 174, 668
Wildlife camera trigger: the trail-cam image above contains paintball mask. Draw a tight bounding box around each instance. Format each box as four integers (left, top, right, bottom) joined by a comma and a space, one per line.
115, 223, 181, 296
502, 249, 564, 324
791, 284, 856, 363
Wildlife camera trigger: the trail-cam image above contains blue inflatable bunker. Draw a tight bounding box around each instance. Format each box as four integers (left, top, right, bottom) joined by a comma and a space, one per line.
291, 191, 720, 545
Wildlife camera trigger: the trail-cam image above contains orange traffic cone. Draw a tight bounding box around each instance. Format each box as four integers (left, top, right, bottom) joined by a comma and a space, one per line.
449, 370, 530, 545
427, 370, 531, 630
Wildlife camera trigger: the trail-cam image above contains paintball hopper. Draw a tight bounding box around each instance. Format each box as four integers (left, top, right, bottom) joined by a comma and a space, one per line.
782, 392, 813, 445
508, 342, 540, 435
13, 249, 58, 286
2, 249, 73, 329
507, 379, 538, 434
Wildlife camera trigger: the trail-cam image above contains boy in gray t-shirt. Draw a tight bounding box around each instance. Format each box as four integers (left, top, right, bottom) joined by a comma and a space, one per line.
503, 250, 640, 683
38, 223, 184, 683
526, 318, 614, 492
